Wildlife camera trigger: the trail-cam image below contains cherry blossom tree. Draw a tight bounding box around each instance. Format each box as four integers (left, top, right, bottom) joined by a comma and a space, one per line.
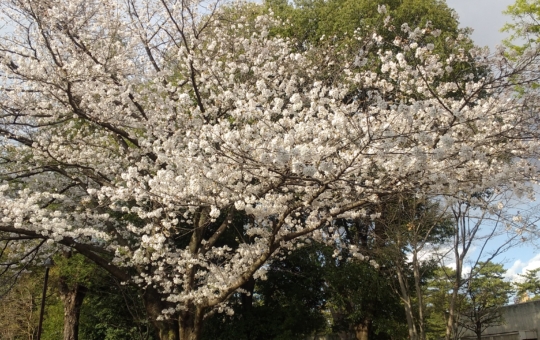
1, 0, 540, 339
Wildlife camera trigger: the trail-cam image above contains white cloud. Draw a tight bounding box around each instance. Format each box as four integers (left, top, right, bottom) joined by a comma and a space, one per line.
505, 253, 540, 282
505, 259, 525, 281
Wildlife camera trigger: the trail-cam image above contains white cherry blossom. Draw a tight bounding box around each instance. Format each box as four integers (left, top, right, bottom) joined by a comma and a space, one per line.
1, 0, 540, 339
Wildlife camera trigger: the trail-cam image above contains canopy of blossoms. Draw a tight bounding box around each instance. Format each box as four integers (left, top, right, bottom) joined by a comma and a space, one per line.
1, 0, 539, 338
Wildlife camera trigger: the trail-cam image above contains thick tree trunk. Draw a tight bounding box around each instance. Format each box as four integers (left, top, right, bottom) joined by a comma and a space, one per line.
354, 319, 370, 340
143, 289, 180, 340
179, 305, 204, 340
157, 325, 180, 340
58, 281, 87, 340
142, 209, 208, 340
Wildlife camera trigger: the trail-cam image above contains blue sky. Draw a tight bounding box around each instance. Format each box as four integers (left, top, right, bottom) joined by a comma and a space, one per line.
446, 0, 540, 282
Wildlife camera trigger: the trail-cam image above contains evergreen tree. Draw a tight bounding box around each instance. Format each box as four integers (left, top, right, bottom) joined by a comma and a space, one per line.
459, 262, 514, 340
515, 268, 540, 302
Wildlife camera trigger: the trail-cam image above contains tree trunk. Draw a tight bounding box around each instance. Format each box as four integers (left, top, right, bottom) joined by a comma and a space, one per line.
240, 276, 255, 312
475, 319, 482, 340
354, 318, 370, 340
412, 249, 426, 340
179, 305, 204, 340
445, 272, 460, 340
142, 289, 180, 340
58, 281, 87, 340
397, 267, 419, 340
157, 325, 180, 340
446, 218, 466, 340
395, 234, 418, 340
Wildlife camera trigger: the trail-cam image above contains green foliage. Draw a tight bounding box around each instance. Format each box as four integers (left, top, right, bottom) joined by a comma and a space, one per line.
515, 267, 540, 301
423, 263, 515, 339
52, 252, 101, 290
0, 239, 155, 339
0, 271, 43, 339
202, 244, 329, 340
423, 267, 458, 340
266, 0, 458, 40
325, 255, 408, 339
219, 0, 475, 98
79, 284, 157, 340
466, 262, 514, 306
459, 262, 514, 337
503, 0, 540, 52
42, 295, 65, 340
202, 242, 410, 340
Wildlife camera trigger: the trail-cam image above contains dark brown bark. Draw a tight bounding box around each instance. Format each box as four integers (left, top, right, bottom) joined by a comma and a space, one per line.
58, 281, 87, 340
179, 305, 204, 340
354, 319, 371, 340
55, 251, 88, 340
241, 276, 255, 311
142, 288, 180, 340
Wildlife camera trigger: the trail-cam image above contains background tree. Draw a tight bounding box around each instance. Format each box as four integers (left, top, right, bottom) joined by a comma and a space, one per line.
38, 278, 158, 340
0, 255, 158, 340
48, 252, 157, 340
202, 243, 329, 340
77, 277, 158, 340
515, 268, 540, 302
503, 0, 540, 53
265, 0, 460, 48
433, 192, 533, 340
423, 267, 460, 340
459, 261, 514, 340
323, 255, 407, 340
53, 252, 90, 340
376, 195, 452, 340
0, 271, 42, 340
